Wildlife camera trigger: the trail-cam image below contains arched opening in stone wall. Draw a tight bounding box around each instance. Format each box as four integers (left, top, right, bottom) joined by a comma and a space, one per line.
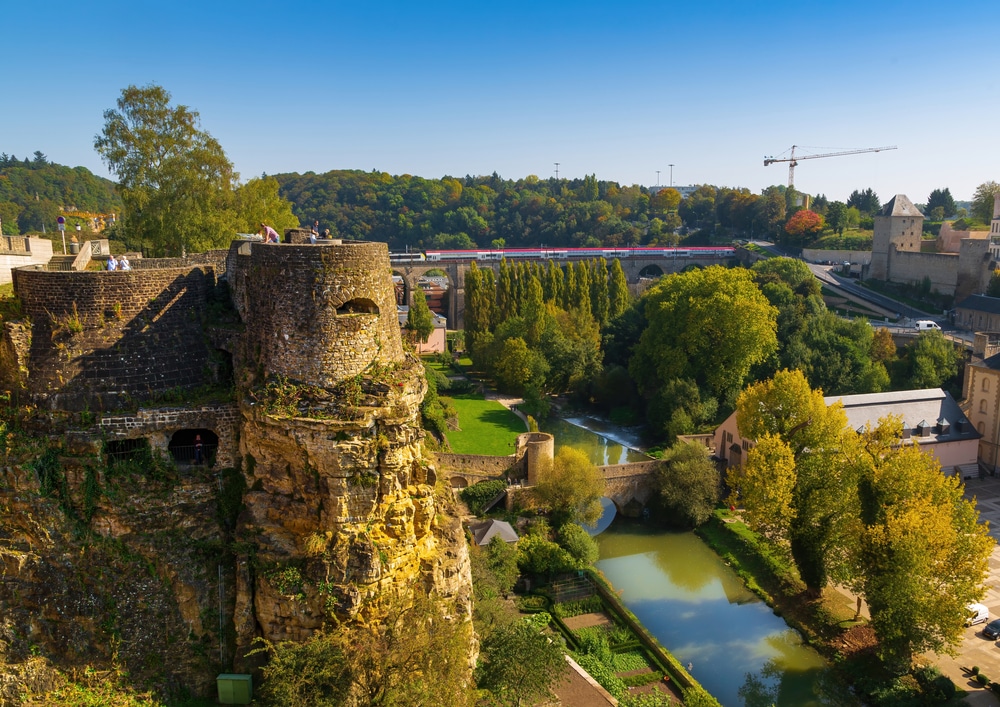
337, 298, 379, 315
638, 264, 664, 279
213, 349, 234, 387
168, 428, 219, 466
105, 438, 152, 465
450, 476, 469, 489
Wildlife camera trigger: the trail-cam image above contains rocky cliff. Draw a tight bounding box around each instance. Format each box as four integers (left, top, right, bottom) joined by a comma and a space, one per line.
0, 238, 474, 702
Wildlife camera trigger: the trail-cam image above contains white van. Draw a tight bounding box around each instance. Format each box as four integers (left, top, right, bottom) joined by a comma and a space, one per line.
967, 603, 989, 626
914, 320, 941, 332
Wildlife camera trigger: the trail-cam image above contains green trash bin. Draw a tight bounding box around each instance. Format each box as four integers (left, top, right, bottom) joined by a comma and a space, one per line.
217, 673, 252, 705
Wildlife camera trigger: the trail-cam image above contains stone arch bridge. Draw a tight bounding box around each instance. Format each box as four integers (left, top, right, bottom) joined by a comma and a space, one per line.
393, 252, 732, 329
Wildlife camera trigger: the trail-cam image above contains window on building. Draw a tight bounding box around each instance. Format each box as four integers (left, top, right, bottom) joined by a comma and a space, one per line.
979, 421, 986, 435
985, 378, 991, 393
981, 399, 988, 414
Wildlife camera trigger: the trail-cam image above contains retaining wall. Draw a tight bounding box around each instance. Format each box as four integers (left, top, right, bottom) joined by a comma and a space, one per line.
11, 264, 223, 410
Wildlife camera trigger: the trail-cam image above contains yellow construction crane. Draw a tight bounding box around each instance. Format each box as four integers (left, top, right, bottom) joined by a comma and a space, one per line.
764, 145, 897, 188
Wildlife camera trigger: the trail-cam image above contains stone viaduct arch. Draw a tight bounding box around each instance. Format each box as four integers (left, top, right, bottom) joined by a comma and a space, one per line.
396, 254, 729, 329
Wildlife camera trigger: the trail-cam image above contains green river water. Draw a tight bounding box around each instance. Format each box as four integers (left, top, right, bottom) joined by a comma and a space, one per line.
540, 416, 848, 706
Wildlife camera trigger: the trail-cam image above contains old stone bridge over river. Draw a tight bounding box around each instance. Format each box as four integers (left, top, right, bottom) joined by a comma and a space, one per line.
438, 413, 845, 705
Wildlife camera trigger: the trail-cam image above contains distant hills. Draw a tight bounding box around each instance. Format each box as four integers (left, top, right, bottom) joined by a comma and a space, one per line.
0, 152, 121, 235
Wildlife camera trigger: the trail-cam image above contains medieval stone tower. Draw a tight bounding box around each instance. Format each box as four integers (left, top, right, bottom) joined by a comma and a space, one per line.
869, 194, 924, 281
226, 239, 471, 663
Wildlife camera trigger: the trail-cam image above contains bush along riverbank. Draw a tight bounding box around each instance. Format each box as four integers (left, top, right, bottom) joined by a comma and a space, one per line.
696, 510, 962, 706
523, 571, 722, 706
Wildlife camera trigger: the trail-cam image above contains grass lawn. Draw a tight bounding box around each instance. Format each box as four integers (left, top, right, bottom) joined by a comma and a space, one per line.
442, 392, 525, 455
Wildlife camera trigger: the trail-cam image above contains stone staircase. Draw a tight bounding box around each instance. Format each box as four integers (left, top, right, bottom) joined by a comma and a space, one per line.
46, 254, 78, 271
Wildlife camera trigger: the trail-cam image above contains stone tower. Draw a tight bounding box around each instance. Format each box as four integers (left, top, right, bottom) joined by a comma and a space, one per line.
869, 194, 924, 281
226, 240, 471, 663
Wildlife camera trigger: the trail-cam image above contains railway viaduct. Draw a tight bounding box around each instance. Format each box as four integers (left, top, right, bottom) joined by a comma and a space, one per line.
393, 252, 734, 329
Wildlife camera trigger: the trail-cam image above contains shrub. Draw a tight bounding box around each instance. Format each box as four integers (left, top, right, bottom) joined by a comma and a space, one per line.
552, 595, 603, 618
459, 479, 507, 515
977, 673, 989, 686
575, 653, 626, 699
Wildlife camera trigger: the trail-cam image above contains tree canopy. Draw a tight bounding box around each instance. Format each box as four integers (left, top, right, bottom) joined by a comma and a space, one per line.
532, 446, 605, 527
95, 84, 298, 256
630, 265, 778, 412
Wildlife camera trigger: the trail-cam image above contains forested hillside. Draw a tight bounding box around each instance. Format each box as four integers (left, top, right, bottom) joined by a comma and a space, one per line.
274, 170, 688, 251
0, 152, 121, 235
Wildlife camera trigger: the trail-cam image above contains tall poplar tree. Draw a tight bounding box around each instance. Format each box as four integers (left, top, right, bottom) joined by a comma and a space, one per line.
573, 261, 591, 315
607, 259, 630, 321
590, 258, 610, 328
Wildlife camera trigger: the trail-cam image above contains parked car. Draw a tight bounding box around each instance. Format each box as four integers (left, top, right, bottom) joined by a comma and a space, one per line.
967, 603, 990, 626
983, 618, 1000, 639
914, 320, 941, 332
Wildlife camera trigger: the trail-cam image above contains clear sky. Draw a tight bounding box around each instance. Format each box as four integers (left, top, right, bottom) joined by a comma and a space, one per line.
4, 1, 997, 203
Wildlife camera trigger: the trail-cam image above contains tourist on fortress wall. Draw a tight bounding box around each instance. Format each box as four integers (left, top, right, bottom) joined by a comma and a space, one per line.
119, 254, 131, 271
106, 255, 118, 271
259, 223, 280, 243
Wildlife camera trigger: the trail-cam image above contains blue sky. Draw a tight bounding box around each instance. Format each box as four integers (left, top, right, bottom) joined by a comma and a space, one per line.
4, 1, 997, 203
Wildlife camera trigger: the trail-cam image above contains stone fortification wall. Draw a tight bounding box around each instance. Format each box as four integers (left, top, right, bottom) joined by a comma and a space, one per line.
435, 453, 515, 477
228, 240, 404, 387
98, 403, 241, 468
957, 237, 993, 301
802, 248, 871, 265
131, 249, 228, 272
11, 265, 221, 410
887, 250, 958, 295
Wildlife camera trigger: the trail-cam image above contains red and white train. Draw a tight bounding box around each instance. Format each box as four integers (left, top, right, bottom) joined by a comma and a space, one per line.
390, 246, 735, 263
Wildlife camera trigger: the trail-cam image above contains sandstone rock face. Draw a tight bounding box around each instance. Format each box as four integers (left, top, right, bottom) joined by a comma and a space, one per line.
229, 240, 472, 666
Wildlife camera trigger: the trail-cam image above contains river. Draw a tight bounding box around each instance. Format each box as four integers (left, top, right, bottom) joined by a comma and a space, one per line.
543, 416, 847, 706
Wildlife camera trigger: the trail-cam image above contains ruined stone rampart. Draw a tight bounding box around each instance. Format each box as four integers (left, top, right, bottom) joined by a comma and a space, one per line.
11, 265, 222, 410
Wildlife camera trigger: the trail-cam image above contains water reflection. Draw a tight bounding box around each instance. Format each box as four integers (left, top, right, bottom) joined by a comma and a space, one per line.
539, 417, 649, 466
584, 497, 617, 536
596, 524, 847, 707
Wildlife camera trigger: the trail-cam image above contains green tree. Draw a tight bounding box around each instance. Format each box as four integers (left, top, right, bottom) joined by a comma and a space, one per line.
972, 181, 1000, 222
532, 446, 605, 527
757, 186, 786, 236
233, 176, 299, 234
96, 84, 239, 256
15, 198, 59, 233
0, 202, 21, 235
727, 433, 796, 540
257, 632, 353, 706
925, 188, 956, 219
734, 369, 855, 591
589, 258, 610, 328
485, 535, 520, 597
848, 421, 993, 672
847, 188, 880, 215
652, 440, 720, 527
607, 259, 630, 321
895, 330, 963, 389
257, 593, 473, 706
476, 619, 567, 707
557, 522, 599, 565
493, 337, 549, 396
630, 266, 778, 411
825, 201, 849, 235
406, 288, 435, 344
